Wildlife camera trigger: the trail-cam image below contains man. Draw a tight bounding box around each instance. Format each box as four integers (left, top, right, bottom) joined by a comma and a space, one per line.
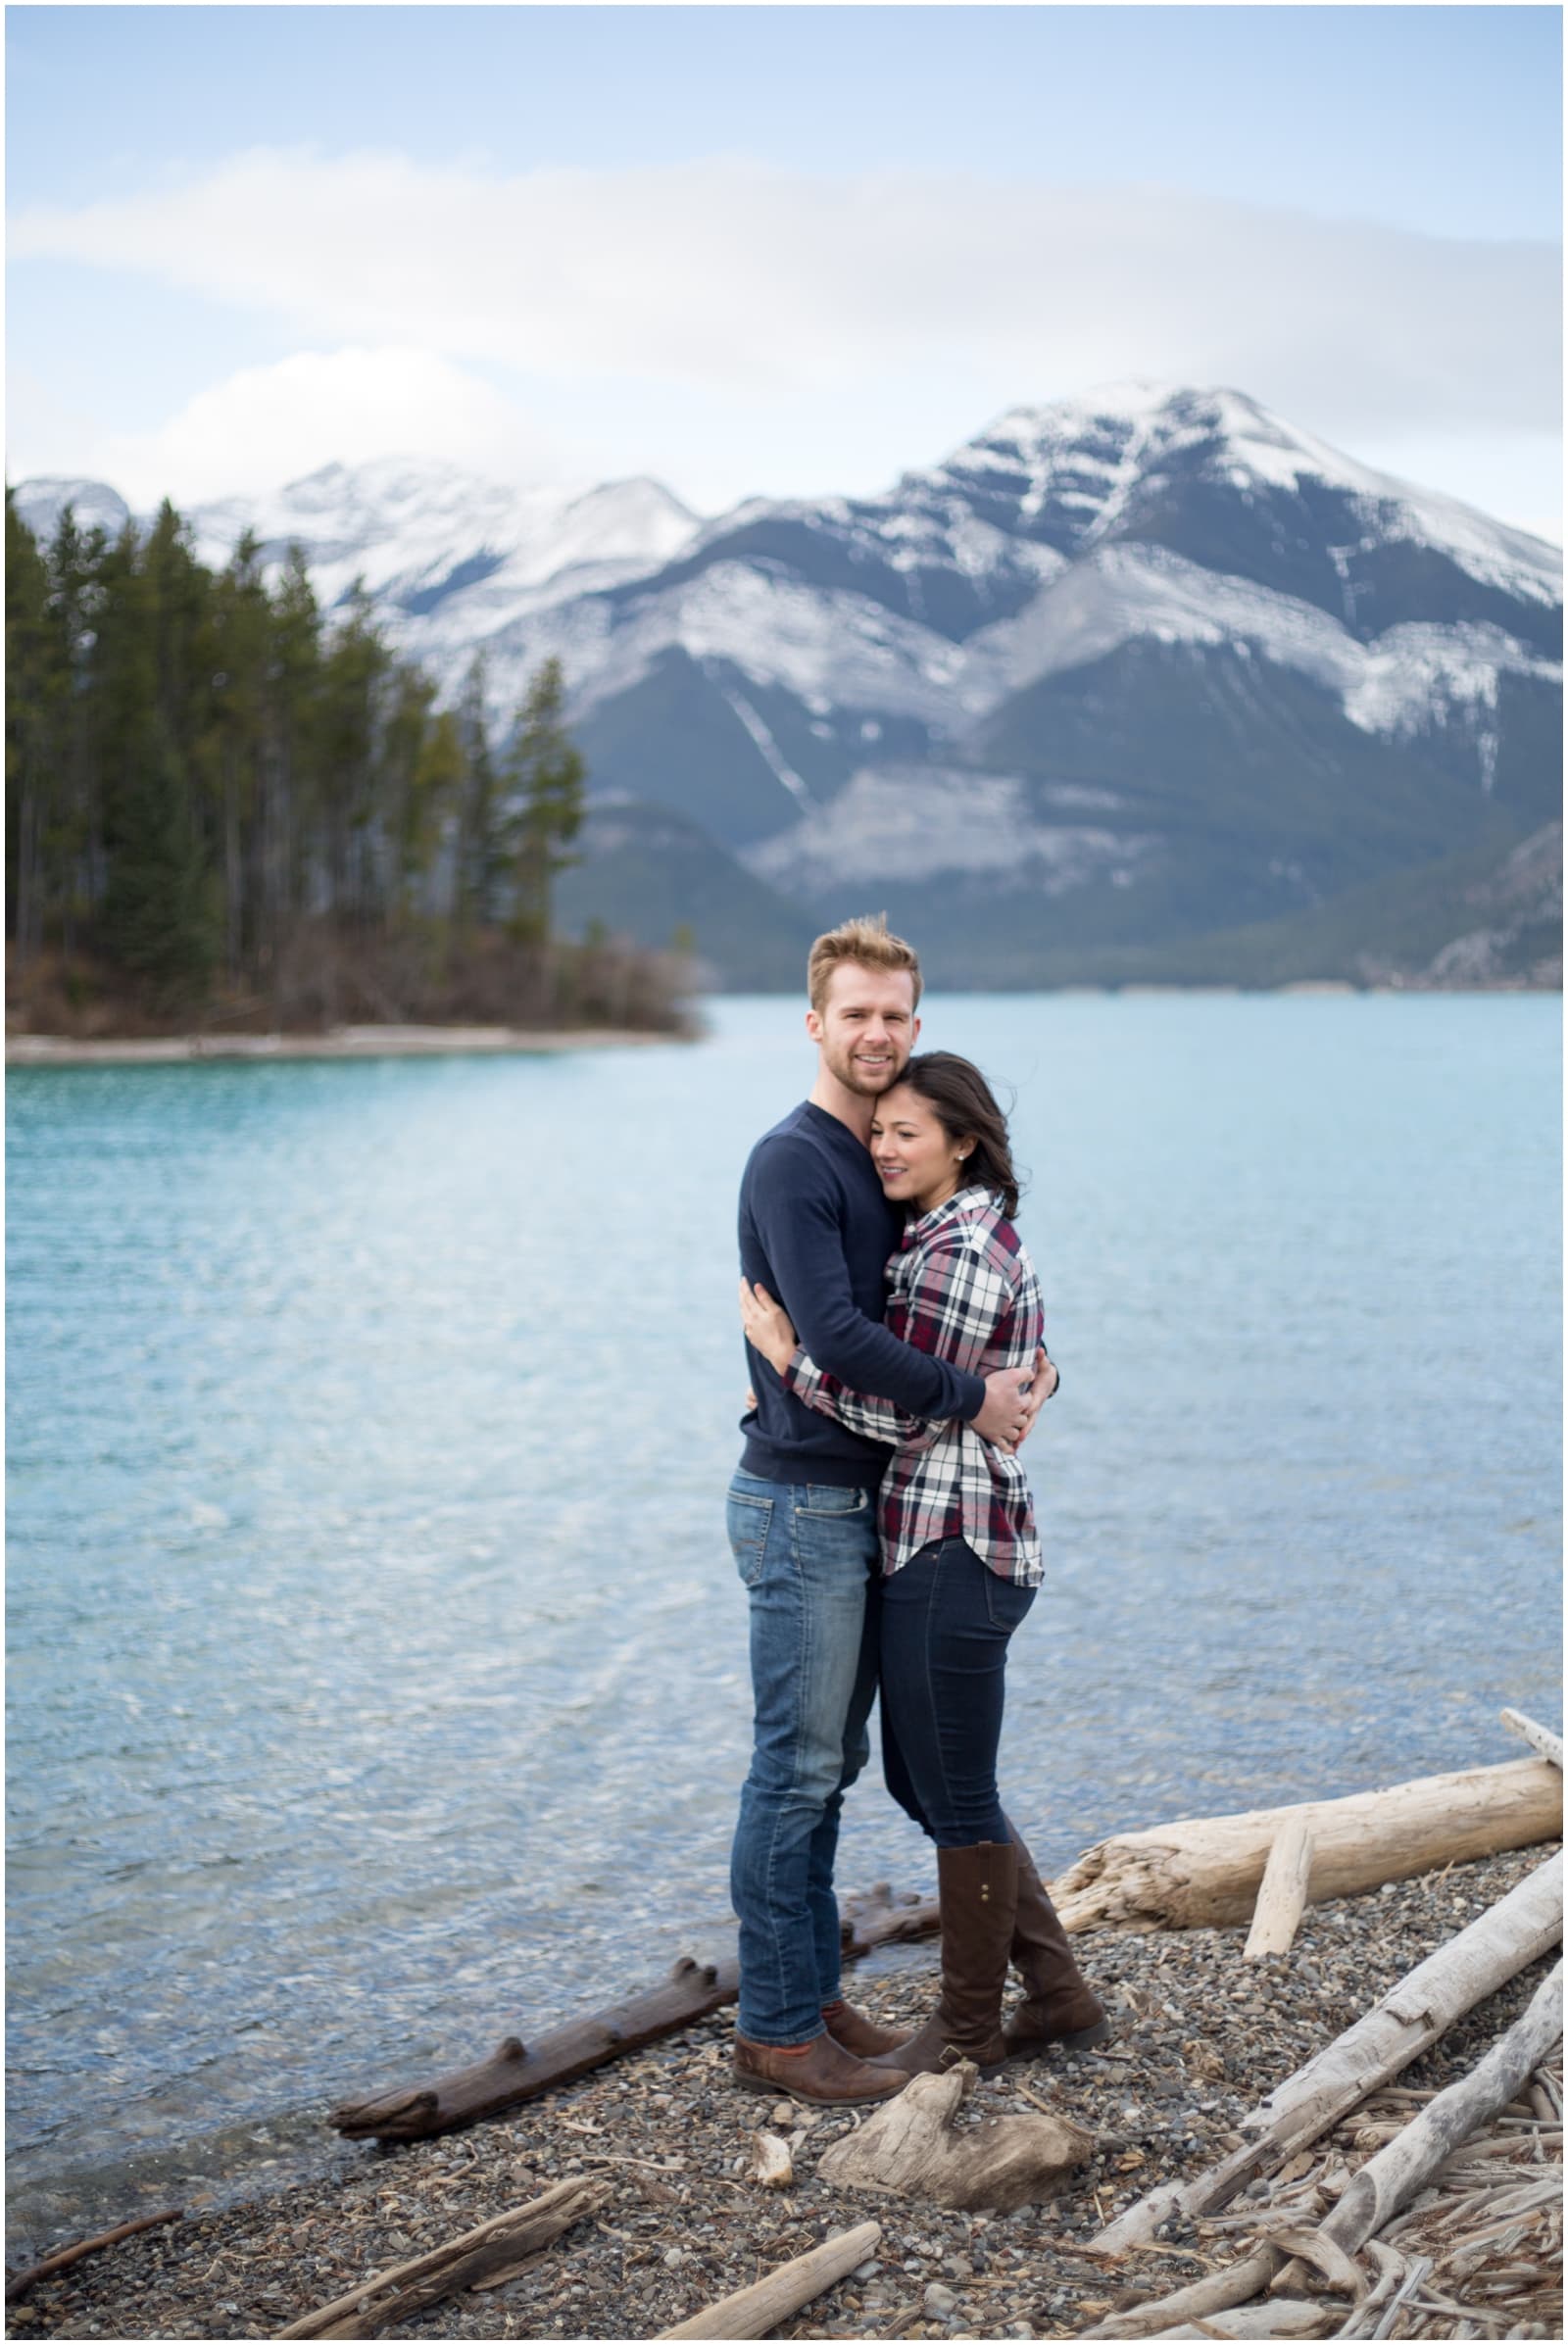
728, 914, 1054, 2103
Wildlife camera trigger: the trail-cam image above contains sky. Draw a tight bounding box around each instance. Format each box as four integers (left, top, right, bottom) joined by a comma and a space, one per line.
6, 4, 1563, 535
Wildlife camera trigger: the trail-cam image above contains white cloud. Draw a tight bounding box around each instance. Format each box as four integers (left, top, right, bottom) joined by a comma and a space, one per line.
10, 150, 1560, 447
52, 346, 576, 508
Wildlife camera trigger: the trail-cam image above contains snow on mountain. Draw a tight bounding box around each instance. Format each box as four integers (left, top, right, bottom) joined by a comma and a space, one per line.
182, 455, 702, 627
10, 475, 131, 543
919, 384, 1562, 609
958, 542, 1558, 745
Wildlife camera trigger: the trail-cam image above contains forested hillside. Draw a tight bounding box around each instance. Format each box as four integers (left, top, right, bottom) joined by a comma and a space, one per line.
4, 494, 687, 1035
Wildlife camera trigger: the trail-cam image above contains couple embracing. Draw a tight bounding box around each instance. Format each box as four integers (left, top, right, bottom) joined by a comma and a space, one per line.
727, 913, 1109, 2105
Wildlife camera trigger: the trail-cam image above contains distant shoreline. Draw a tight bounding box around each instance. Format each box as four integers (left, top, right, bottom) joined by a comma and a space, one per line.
5, 1023, 687, 1067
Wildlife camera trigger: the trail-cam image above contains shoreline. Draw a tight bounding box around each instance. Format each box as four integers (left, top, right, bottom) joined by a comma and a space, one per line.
8, 1844, 1559, 2339
5, 1023, 688, 1066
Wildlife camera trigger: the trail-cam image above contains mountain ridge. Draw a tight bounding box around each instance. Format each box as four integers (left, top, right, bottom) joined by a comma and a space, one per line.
13, 383, 1561, 987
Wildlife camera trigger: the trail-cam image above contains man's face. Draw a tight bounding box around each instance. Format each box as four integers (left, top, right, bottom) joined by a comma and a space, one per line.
807, 961, 920, 1096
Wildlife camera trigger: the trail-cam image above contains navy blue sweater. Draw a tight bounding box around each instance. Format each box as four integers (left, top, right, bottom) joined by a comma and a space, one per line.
738, 1101, 988, 1488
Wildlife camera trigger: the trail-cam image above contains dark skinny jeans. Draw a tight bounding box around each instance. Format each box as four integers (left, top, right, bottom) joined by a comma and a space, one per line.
878, 1535, 1037, 1848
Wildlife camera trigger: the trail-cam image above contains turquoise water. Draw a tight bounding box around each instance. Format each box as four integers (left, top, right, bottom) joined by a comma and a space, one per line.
6, 994, 1561, 2247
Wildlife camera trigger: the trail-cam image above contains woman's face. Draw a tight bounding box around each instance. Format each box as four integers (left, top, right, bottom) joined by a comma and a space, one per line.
870, 1085, 971, 1212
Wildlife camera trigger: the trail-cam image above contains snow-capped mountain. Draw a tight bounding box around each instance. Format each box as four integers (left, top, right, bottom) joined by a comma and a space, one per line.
13, 387, 1561, 984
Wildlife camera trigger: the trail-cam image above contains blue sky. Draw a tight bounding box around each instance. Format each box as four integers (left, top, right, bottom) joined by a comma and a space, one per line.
7, 5, 1562, 529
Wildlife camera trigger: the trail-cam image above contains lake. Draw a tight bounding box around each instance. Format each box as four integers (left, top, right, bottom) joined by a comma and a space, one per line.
6, 992, 1561, 2252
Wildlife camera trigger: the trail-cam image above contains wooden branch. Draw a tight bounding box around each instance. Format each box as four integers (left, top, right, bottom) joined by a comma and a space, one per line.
329, 1881, 941, 2145
1500, 1708, 1564, 1771
817, 2062, 1092, 2213
654, 2220, 880, 2339
1094, 1847, 1562, 2251
1245, 1817, 1315, 1960
1054, 1760, 1560, 1934
1125, 2308, 1332, 2339
329, 1955, 739, 2140
4, 2209, 182, 2304
276, 2175, 609, 2337
1318, 1957, 1564, 2259
1076, 2246, 1279, 2336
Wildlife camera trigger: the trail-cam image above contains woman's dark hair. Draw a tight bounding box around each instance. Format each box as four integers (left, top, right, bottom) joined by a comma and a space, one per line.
896, 1051, 1022, 1219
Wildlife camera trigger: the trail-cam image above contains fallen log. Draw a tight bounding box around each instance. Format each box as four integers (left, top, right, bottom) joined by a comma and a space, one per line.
1054, 1760, 1560, 1934
1500, 1707, 1564, 1771
329, 1883, 939, 2144
817, 2062, 1093, 2213
1245, 1816, 1316, 1960
4, 2208, 182, 2304
654, 2219, 880, 2339
276, 2174, 609, 2337
329, 1955, 740, 2140
1093, 1846, 1562, 2250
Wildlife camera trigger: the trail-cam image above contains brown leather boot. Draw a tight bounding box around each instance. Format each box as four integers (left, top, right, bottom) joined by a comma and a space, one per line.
733, 2028, 906, 2104
821, 1997, 911, 2058
1003, 1823, 1112, 2057
872, 1840, 1018, 2076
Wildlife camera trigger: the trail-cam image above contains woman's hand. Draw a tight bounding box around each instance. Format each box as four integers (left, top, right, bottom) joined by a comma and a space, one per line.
740, 1278, 799, 1376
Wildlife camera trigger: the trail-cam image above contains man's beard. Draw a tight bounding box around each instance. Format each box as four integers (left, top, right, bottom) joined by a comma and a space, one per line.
821, 1037, 908, 1097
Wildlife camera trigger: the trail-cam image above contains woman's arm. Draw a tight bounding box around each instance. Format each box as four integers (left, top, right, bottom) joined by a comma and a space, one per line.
784, 1346, 933, 1448
740, 1277, 929, 1446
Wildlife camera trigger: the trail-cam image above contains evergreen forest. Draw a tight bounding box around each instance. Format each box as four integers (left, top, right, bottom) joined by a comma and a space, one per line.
5, 493, 686, 1035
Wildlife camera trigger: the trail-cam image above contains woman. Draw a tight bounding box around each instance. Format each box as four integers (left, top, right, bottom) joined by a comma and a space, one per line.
740, 1051, 1109, 2076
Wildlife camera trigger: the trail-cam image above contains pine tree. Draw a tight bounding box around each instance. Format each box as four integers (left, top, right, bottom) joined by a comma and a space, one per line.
94, 517, 217, 1001
501, 658, 586, 946
452, 655, 503, 930
5, 495, 66, 959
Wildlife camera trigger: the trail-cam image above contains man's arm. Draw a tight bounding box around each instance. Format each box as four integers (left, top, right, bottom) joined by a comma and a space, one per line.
752, 1144, 986, 1422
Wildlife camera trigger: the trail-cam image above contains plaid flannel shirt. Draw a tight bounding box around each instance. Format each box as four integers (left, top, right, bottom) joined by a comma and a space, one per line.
785, 1185, 1045, 1586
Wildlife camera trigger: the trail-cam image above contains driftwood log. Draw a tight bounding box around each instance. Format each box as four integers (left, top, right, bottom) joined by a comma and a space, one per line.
330, 1957, 739, 2140
4, 2209, 182, 2305
1053, 1759, 1560, 1934
654, 2220, 880, 2339
817, 2061, 1093, 2212
1244, 1815, 1316, 1960
1094, 1846, 1563, 2250
1304, 1956, 1563, 2265
329, 1882, 938, 2144
277, 2174, 609, 2337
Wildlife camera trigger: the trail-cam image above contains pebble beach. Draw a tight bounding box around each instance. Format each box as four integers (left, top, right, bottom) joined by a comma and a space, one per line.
8, 1843, 1560, 2343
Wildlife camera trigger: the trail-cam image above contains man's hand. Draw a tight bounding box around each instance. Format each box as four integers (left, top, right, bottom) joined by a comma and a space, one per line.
975, 1348, 1058, 1450
740, 1279, 800, 1377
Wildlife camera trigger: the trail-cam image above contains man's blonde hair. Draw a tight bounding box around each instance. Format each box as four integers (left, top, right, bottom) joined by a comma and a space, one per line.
807, 913, 923, 1013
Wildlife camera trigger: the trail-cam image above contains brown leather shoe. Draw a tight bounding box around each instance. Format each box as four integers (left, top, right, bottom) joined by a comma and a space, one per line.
733, 2028, 906, 2104
872, 1839, 1018, 2076
1002, 1822, 1112, 2057
821, 1997, 911, 2058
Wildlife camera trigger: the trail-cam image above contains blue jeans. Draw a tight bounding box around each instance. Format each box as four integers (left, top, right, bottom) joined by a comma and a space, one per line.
726, 1469, 881, 2045
879, 1536, 1037, 1847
